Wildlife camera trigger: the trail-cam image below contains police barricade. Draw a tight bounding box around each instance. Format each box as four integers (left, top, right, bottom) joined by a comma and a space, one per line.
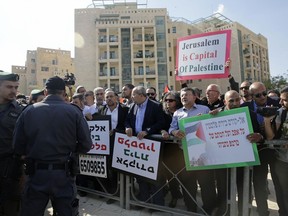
114, 134, 252, 216
76, 126, 252, 216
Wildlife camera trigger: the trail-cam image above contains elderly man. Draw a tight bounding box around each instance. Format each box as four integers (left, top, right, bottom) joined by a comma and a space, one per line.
201, 84, 224, 110
0, 71, 23, 216
169, 87, 217, 214
125, 86, 165, 206
214, 90, 263, 215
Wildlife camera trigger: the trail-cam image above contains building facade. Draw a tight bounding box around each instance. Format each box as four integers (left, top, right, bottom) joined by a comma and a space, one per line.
12, 47, 74, 95
74, 2, 270, 98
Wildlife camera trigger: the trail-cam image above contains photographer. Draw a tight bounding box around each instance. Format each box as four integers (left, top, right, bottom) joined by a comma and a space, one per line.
241, 81, 280, 216
63, 73, 76, 102
264, 86, 288, 216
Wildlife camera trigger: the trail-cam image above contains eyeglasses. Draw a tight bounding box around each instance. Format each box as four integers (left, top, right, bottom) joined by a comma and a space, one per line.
254, 91, 267, 98
147, 93, 155, 96
228, 98, 240, 103
165, 99, 176, 103
240, 86, 249, 90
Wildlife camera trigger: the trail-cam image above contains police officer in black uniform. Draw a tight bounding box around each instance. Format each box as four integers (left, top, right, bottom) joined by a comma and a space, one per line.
13, 76, 92, 216
0, 70, 23, 216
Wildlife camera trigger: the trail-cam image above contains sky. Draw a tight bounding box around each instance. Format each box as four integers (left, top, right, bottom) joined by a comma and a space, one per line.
0, 0, 287, 77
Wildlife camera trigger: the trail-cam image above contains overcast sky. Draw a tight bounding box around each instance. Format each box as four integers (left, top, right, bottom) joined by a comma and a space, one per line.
1, 0, 287, 77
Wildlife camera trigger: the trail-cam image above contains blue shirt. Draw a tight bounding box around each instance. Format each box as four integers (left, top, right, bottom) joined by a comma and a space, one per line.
169, 104, 210, 134
135, 98, 148, 133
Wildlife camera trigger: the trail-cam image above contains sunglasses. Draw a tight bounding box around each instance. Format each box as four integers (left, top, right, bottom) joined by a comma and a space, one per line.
254, 91, 267, 98
165, 99, 176, 103
147, 93, 155, 96
240, 86, 249, 90
228, 98, 240, 103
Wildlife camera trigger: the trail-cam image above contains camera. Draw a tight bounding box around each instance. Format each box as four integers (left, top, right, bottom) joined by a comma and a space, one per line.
256, 107, 279, 117
63, 73, 76, 86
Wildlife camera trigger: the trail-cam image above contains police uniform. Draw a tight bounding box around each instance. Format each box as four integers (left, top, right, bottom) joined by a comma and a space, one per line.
0, 71, 23, 216
13, 76, 92, 216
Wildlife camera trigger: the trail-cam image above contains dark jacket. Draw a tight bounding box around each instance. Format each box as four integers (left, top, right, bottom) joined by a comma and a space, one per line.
125, 99, 165, 136
98, 103, 129, 133
13, 95, 92, 162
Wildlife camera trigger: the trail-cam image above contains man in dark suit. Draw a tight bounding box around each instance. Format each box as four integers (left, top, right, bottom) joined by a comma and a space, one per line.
98, 90, 129, 203
125, 86, 165, 206
241, 81, 280, 216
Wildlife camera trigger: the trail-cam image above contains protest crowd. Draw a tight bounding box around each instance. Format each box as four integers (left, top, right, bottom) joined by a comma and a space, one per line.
1, 64, 288, 216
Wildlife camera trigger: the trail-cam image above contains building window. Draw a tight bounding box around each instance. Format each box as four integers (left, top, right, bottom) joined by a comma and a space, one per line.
172, 27, 176, 33
31, 58, 35, 63
146, 66, 150, 75
138, 66, 144, 75
110, 51, 116, 59
31, 69, 35, 74
110, 67, 116, 76
52, 60, 57, 65
41, 67, 49, 72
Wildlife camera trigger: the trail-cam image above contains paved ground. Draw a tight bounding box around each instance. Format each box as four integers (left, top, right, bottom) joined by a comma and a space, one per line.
45, 173, 279, 216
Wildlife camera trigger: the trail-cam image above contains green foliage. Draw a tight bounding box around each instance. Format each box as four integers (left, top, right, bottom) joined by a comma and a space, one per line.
265, 73, 288, 90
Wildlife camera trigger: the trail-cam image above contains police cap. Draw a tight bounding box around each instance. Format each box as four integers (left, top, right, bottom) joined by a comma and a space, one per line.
45, 76, 65, 91
0, 70, 19, 81
31, 89, 44, 96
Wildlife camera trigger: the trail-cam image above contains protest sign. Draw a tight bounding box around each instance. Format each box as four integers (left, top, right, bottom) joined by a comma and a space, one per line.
87, 116, 111, 155
176, 30, 231, 80
179, 107, 260, 171
112, 133, 161, 180
79, 154, 107, 178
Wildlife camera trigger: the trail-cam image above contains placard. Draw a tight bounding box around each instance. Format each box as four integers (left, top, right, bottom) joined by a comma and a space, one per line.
112, 133, 161, 180
176, 30, 231, 80
179, 107, 260, 171
87, 116, 111, 155
79, 154, 107, 178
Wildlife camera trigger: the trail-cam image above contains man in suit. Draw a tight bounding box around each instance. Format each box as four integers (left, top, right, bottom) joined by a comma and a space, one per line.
241, 82, 280, 216
125, 86, 165, 206
99, 90, 129, 203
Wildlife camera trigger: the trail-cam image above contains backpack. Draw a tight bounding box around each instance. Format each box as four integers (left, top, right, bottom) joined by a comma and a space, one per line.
271, 109, 287, 139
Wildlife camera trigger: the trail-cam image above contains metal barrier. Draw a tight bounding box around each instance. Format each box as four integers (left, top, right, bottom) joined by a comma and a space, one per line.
77, 135, 253, 215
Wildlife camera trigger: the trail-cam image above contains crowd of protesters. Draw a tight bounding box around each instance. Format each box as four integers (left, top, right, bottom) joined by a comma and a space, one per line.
1, 66, 288, 216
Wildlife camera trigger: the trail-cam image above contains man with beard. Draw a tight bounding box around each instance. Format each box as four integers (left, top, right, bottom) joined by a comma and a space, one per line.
0, 71, 23, 216
239, 81, 252, 103
121, 84, 134, 107
99, 90, 129, 203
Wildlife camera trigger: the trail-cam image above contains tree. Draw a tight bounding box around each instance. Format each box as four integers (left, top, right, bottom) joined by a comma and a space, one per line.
264, 73, 288, 90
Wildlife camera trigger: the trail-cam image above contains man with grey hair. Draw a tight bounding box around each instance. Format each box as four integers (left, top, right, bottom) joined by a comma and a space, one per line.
201, 84, 224, 110
125, 86, 165, 206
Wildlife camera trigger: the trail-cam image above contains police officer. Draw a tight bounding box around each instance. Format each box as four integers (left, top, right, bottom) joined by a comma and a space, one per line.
13, 76, 92, 216
0, 70, 23, 216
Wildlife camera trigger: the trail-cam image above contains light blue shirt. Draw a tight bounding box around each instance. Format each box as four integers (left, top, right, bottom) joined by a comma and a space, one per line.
135, 98, 149, 133
169, 104, 210, 134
